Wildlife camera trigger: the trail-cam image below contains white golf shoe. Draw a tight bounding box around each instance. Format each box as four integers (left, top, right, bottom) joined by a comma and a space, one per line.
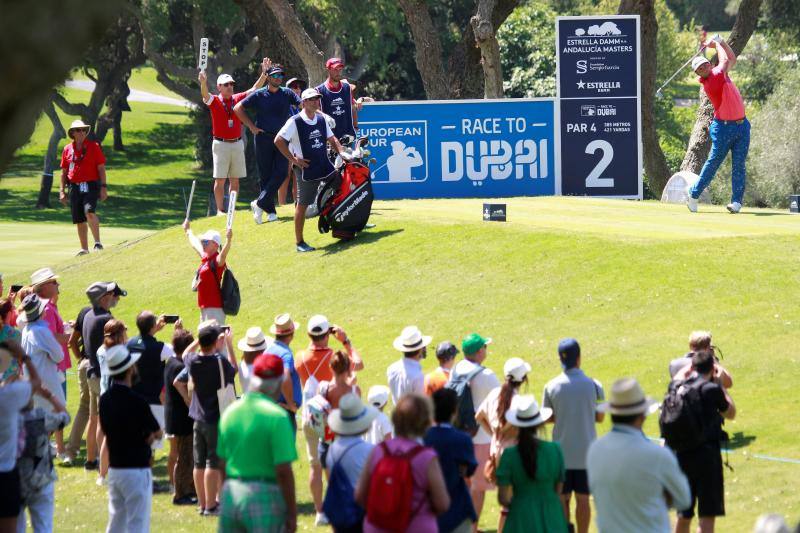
267, 212, 278, 222
726, 202, 742, 213
687, 196, 698, 213
250, 200, 263, 224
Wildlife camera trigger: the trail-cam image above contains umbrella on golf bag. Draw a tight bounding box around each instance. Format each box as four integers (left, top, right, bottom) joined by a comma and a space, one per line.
315, 160, 374, 240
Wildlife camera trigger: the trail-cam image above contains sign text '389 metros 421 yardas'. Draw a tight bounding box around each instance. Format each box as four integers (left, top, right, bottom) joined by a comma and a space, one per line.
357, 99, 557, 200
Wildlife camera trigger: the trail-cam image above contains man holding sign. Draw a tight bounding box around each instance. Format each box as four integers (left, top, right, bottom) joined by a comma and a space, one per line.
198, 57, 270, 216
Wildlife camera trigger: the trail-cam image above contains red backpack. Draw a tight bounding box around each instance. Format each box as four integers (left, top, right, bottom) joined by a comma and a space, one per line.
366, 442, 426, 532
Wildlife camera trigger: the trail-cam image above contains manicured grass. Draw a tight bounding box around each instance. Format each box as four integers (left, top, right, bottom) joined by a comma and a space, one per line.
8, 197, 798, 532
69, 65, 187, 101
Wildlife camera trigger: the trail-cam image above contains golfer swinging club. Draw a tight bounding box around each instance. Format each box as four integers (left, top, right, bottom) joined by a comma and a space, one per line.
687, 34, 749, 214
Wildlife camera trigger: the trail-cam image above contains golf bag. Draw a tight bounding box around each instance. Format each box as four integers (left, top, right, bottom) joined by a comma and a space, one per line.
315, 136, 375, 241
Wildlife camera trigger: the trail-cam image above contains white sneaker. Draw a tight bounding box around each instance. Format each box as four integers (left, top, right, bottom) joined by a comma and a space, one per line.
267, 212, 278, 223
216, 211, 226, 217
314, 512, 329, 526
687, 196, 698, 213
96, 476, 106, 487
726, 201, 742, 213
250, 200, 263, 224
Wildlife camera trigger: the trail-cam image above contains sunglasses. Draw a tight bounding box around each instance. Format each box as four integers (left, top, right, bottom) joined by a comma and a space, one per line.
221, 82, 234, 87
269, 73, 285, 79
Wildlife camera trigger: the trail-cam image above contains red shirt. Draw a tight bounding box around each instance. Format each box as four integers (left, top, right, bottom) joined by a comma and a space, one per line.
197, 252, 225, 309
699, 66, 746, 120
60, 140, 106, 183
206, 92, 248, 139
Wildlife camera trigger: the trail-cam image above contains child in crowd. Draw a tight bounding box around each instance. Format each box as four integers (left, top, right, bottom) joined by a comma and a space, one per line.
364, 385, 393, 445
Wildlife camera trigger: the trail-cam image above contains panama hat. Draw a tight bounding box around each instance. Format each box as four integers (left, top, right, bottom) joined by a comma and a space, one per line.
105, 344, 140, 376
505, 395, 552, 428
598, 377, 659, 416
237, 326, 272, 353
67, 119, 91, 138
30, 267, 59, 288
503, 357, 532, 382
270, 313, 299, 336
20, 294, 46, 323
328, 393, 378, 436
393, 325, 432, 352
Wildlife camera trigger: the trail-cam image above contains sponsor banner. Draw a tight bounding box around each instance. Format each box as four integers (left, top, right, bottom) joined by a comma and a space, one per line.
557, 15, 642, 198
357, 99, 556, 199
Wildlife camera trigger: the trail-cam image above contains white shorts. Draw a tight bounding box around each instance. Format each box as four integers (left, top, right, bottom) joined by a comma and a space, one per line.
212, 139, 247, 179
200, 307, 226, 326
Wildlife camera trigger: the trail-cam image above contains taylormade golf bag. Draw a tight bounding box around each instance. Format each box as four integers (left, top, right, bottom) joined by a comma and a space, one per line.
314, 136, 375, 241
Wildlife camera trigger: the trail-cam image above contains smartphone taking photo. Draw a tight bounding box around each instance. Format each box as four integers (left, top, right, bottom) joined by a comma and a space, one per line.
163, 315, 180, 324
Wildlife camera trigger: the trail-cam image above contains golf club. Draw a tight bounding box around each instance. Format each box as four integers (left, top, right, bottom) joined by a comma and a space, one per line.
655, 44, 708, 99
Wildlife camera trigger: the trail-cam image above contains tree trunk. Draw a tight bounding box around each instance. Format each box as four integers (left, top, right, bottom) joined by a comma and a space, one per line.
618, 0, 671, 195
233, 0, 306, 78
261, 0, 326, 85
36, 98, 66, 208
680, 0, 763, 174
397, 0, 451, 100
471, 0, 514, 99
0, 1, 123, 176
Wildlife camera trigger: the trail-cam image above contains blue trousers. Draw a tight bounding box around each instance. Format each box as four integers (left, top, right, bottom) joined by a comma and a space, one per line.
691, 118, 750, 204
254, 133, 289, 214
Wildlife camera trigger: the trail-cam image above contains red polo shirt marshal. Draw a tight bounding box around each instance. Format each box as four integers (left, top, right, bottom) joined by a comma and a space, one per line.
206, 92, 248, 140
60, 140, 106, 183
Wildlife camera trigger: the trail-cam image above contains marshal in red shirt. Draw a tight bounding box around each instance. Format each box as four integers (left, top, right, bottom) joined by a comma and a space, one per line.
60, 140, 106, 183
197, 252, 226, 309
205, 92, 248, 139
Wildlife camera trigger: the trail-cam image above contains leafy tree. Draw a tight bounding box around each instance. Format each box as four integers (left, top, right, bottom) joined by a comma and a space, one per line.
498, 1, 557, 98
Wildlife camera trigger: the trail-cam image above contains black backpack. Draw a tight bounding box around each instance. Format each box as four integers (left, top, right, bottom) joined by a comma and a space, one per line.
210, 261, 241, 316
445, 365, 485, 436
659, 376, 706, 452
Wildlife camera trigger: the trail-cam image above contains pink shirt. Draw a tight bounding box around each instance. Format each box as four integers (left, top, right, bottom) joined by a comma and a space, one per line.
363, 437, 438, 533
42, 300, 70, 372
699, 66, 746, 121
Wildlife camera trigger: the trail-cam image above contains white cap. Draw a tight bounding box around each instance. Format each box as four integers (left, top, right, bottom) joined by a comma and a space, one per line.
691, 56, 711, 72
503, 357, 532, 382
217, 73, 235, 85
301, 88, 322, 101
198, 230, 222, 246
367, 385, 390, 408
307, 314, 330, 335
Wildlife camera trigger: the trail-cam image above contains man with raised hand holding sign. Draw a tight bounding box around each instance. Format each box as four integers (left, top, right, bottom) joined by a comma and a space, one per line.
275, 88, 349, 252
199, 57, 270, 216
687, 34, 749, 214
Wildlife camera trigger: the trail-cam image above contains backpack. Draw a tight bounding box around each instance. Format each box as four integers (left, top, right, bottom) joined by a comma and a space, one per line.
304, 381, 333, 442
322, 441, 365, 529
445, 365, 485, 436
210, 261, 241, 316
366, 442, 426, 532
659, 376, 707, 452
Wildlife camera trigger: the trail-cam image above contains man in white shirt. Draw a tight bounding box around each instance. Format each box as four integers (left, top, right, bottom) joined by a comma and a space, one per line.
19, 295, 65, 412
449, 332, 499, 523
386, 326, 430, 405
274, 88, 349, 253
587, 378, 691, 533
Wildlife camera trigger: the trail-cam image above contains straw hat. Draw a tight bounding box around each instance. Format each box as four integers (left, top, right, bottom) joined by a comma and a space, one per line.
597, 377, 659, 416
105, 344, 140, 377
505, 395, 552, 428
30, 267, 59, 288
67, 119, 91, 138
270, 313, 299, 336
237, 327, 272, 353
393, 325, 432, 352
328, 393, 378, 436
20, 294, 46, 323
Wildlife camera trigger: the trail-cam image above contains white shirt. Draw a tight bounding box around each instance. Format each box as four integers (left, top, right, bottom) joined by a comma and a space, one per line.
239, 361, 254, 393
587, 424, 691, 533
386, 357, 424, 405
21, 320, 66, 411
451, 359, 500, 444
364, 411, 393, 445
277, 111, 334, 159
0, 381, 32, 471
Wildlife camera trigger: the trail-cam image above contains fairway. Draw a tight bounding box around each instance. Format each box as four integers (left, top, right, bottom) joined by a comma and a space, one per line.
6, 197, 799, 532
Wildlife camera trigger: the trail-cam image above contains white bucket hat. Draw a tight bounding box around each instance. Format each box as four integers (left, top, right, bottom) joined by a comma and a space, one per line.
270, 313, 299, 336
598, 377, 659, 416
367, 385, 390, 408
503, 357, 532, 382
67, 119, 91, 138
505, 395, 552, 428
30, 267, 59, 288
198, 230, 222, 246
105, 344, 141, 377
328, 393, 378, 436
237, 327, 272, 353
393, 325, 432, 352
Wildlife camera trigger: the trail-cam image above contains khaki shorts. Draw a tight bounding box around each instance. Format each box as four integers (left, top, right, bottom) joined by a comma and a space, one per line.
200, 307, 226, 326
88, 375, 101, 417
302, 422, 321, 465
212, 139, 247, 179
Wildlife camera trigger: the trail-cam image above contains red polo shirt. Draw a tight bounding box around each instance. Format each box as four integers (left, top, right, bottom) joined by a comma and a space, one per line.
60, 140, 106, 183
206, 92, 248, 139
197, 252, 225, 309
699, 66, 746, 120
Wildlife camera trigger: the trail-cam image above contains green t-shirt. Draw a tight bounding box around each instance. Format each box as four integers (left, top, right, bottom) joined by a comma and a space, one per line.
217, 393, 297, 479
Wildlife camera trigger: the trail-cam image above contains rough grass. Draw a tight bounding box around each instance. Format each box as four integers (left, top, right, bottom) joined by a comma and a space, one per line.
7, 197, 800, 532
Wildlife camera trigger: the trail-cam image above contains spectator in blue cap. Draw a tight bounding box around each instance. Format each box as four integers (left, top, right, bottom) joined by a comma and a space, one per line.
542, 338, 605, 533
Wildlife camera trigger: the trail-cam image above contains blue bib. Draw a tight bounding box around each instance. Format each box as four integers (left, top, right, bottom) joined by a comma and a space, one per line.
317, 82, 356, 138
295, 114, 334, 181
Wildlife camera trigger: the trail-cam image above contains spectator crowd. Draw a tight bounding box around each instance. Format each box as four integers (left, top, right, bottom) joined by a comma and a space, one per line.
2, 264, 797, 533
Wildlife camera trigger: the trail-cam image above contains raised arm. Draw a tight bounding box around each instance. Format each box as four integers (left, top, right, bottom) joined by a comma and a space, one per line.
198, 70, 210, 103
708, 35, 735, 72
218, 228, 233, 267
247, 57, 270, 95
182, 219, 204, 256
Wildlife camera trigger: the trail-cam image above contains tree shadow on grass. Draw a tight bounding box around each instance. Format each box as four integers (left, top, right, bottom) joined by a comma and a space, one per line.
319, 228, 403, 256
725, 431, 756, 450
